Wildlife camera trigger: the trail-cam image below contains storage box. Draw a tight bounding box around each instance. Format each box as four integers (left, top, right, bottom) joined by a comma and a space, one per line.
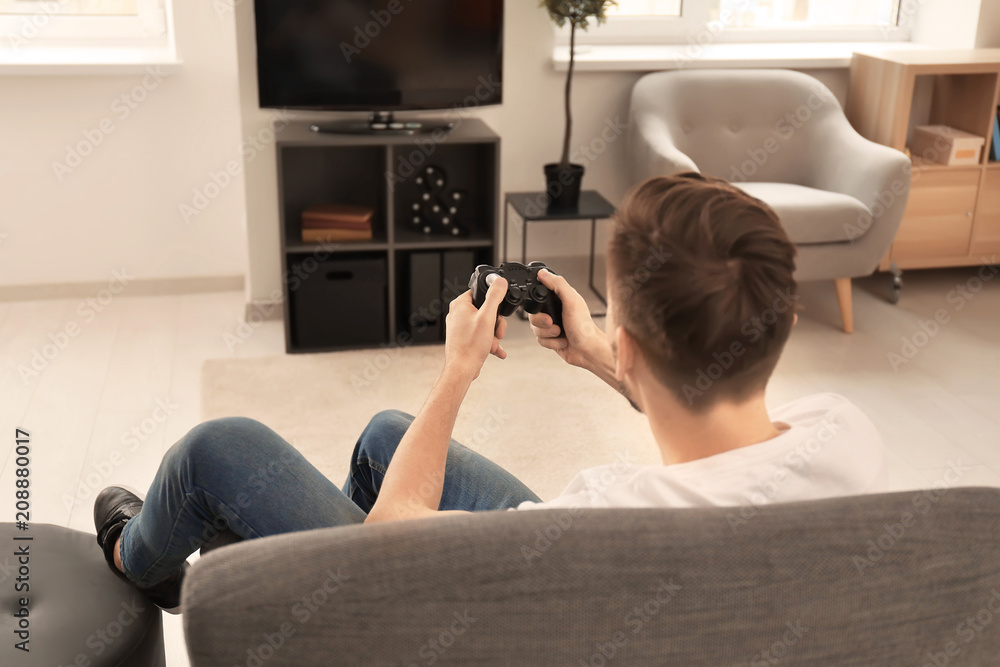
288, 255, 387, 349
910, 125, 985, 166
405, 251, 442, 344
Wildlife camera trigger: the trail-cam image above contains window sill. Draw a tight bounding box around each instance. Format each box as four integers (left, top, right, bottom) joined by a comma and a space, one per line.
552, 41, 933, 72
0, 46, 182, 75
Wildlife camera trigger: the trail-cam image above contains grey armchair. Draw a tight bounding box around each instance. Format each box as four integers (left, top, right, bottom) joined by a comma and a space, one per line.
628, 69, 911, 332
182, 488, 1000, 665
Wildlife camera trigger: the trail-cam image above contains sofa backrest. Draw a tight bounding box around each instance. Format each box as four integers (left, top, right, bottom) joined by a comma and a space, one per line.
183, 487, 1000, 666
630, 69, 846, 185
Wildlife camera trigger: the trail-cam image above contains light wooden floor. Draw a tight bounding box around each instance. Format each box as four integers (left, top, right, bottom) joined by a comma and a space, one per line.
0, 266, 998, 665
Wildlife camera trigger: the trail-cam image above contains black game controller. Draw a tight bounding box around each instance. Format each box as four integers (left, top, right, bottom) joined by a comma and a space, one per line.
469, 261, 564, 335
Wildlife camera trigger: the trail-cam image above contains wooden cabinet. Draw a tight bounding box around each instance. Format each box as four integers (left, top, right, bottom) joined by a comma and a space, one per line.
893, 168, 978, 260
972, 169, 1000, 257
847, 49, 1000, 270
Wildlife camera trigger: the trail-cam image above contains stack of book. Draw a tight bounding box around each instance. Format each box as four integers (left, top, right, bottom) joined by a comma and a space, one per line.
301, 204, 374, 242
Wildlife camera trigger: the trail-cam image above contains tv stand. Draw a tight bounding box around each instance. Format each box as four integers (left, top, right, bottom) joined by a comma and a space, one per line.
310, 112, 455, 136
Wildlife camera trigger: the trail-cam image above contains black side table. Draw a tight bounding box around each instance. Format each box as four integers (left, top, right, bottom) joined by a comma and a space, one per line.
504, 191, 616, 316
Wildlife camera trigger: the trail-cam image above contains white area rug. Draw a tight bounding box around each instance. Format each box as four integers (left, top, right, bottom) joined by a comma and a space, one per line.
201, 339, 661, 501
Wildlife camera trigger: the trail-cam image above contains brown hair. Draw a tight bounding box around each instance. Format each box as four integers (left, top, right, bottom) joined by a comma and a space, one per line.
607, 172, 797, 410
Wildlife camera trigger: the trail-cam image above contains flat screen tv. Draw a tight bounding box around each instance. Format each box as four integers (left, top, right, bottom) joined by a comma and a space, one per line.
254, 0, 504, 112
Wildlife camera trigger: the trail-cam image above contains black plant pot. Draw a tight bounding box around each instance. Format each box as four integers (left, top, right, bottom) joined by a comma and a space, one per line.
543, 163, 585, 211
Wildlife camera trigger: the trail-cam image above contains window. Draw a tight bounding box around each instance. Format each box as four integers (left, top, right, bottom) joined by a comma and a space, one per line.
0, 0, 138, 16
609, 0, 898, 26
0, 0, 171, 54
708, 0, 899, 29
569, 0, 909, 45
607, 0, 681, 17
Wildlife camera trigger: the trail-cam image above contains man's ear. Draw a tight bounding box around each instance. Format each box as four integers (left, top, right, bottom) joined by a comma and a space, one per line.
793, 313, 798, 327
614, 326, 635, 383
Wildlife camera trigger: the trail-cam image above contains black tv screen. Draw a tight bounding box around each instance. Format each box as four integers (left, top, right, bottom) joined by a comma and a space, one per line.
254, 0, 503, 111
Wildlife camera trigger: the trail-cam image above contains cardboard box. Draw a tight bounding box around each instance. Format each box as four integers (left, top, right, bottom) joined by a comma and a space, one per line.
910, 125, 985, 166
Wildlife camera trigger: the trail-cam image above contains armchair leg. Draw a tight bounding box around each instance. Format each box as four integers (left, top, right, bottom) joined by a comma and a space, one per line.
835, 278, 853, 334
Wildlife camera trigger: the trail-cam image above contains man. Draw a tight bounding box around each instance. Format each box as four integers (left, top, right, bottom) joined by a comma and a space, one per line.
94, 173, 886, 612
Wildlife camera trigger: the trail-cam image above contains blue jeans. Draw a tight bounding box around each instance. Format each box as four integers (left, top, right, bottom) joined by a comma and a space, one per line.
118, 410, 540, 587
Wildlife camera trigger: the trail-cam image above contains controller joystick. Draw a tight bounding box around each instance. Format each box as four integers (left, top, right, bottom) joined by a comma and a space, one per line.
468, 261, 564, 336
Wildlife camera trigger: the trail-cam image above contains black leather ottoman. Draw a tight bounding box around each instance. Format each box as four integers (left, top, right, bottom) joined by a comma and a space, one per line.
0, 523, 165, 666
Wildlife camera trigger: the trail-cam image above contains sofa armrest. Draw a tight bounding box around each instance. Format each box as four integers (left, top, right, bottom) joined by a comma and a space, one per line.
806, 116, 912, 273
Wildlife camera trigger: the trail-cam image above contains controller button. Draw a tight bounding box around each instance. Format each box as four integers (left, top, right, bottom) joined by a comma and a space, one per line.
531, 284, 549, 300
506, 285, 522, 302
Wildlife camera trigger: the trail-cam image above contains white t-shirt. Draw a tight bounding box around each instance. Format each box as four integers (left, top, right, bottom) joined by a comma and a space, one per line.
515, 393, 887, 513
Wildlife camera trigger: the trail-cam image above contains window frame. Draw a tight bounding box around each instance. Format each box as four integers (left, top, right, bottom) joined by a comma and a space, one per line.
558, 0, 913, 47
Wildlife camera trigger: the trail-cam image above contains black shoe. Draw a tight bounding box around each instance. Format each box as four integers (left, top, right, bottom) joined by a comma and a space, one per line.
94, 486, 187, 613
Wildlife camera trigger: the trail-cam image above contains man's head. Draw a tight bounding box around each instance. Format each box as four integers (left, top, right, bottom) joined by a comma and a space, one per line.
606, 172, 797, 412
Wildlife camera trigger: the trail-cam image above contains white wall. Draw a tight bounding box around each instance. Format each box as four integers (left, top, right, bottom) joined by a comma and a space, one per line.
913, 0, 984, 48
235, 0, 850, 306
977, 0, 1000, 47
0, 0, 246, 288
5, 0, 988, 298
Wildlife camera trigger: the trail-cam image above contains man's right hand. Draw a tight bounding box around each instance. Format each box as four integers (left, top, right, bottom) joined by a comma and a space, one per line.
529, 269, 611, 375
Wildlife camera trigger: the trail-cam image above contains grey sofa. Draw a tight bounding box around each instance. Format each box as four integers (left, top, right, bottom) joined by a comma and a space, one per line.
628, 69, 912, 332
182, 487, 1000, 665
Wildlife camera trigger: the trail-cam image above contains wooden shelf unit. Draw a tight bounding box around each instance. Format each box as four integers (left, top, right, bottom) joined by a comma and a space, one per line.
846, 49, 1000, 270
275, 120, 500, 353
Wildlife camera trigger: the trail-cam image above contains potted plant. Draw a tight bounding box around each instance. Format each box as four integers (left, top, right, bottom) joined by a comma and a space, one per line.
540, 0, 616, 210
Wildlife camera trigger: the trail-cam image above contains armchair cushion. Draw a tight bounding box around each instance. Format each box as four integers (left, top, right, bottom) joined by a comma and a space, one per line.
733, 182, 871, 244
